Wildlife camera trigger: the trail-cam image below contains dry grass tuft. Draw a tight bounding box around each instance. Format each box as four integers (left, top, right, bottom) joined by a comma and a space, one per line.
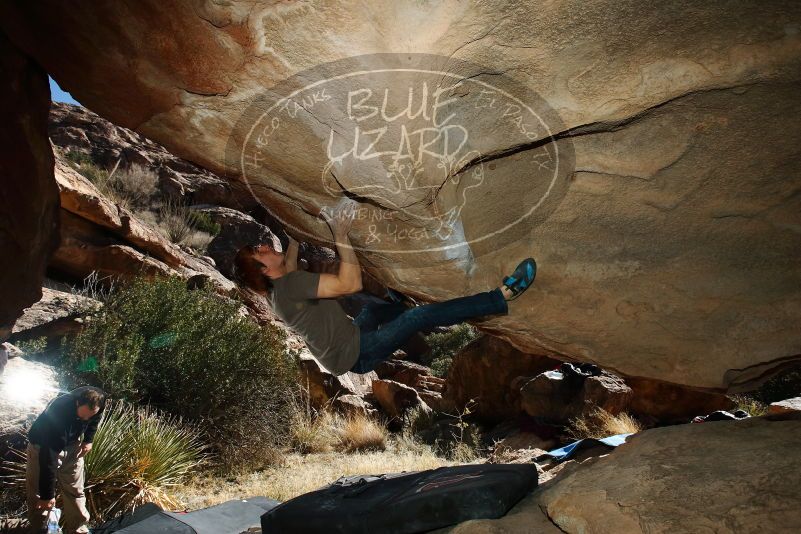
156, 198, 216, 253
175, 435, 456, 509
729, 394, 768, 417
337, 413, 388, 453
566, 407, 643, 441
289, 409, 339, 454
65, 154, 160, 212
113, 163, 160, 206
448, 441, 480, 463
289, 407, 388, 454
157, 198, 196, 244
180, 228, 215, 254
406, 404, 438, 435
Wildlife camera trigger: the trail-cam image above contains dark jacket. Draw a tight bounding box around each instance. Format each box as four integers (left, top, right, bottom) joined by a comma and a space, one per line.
27, 386, 105, 500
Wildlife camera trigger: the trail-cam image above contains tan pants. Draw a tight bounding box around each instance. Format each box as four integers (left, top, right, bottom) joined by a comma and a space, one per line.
25, 442, 90, 534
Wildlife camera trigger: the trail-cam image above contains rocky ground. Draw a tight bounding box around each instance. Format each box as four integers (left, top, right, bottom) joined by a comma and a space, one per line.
437, 412, 801, 534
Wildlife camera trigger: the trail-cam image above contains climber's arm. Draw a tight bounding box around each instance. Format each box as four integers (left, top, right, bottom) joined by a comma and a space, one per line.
316, 208, 362, 298
285, 236, 299, 273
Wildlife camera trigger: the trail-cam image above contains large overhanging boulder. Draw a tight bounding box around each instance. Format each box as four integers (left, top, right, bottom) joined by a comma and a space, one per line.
1, 1, 800, 389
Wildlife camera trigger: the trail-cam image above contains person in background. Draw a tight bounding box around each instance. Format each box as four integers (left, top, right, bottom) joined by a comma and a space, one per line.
25, 386, 106, 534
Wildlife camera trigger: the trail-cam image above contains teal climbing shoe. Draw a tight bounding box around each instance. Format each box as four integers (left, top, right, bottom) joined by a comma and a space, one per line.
502, 257, 537, 300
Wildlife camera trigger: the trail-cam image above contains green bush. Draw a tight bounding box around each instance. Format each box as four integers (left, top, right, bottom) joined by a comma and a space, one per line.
423, 324, 479, 378
79, 162, 111, 188
62, 275, 297, 470
65, 149, 93, 167
14, 336, 48, 355
189, 210, 222, 236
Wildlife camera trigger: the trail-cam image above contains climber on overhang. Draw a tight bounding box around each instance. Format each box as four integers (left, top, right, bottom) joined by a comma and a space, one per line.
233, 204, 536, 376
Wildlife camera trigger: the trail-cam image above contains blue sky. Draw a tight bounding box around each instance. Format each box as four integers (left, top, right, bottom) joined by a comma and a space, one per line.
49, 76, 80, 105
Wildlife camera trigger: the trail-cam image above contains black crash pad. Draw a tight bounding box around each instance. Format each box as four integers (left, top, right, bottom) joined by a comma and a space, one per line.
261, 463, 538, 533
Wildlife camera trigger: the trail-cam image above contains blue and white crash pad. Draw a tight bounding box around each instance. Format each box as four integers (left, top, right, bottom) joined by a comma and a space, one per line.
539, 433, 634, 462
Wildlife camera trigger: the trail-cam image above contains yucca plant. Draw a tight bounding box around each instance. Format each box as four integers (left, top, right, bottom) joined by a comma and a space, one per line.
3, 400, 207, 522
85, 400, 207, 519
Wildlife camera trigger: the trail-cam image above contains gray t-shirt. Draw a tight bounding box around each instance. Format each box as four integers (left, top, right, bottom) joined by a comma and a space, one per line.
268, 270, 360, 375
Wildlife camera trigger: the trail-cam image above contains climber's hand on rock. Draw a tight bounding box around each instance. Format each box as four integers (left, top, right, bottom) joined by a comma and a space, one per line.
321, 199, 357, 238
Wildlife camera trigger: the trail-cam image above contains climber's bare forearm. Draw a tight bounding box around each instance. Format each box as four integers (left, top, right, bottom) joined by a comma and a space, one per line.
317, 202, 361, 298
334, 230, 362, 293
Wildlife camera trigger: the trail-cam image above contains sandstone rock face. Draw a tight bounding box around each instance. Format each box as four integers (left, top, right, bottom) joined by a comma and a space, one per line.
372, 378, 431, 418
1, 2, 801, 389
9, 287, 99, 352
0, 33, 59, 337
580, 374, 633, 415
537, 417, 801, 533
374, 359, 432, 385
520, 366, 633, 422
443, 416, 801, 533
769, 397, 801, 415
375, 358, 449, 412
448, 336, 731, 422
331, 394, 378, 419
626, 376, 734, 423
297, 353, 376, 410
50, 154, 235, 293
49, 102, 253, 210
445, 336, 560, 422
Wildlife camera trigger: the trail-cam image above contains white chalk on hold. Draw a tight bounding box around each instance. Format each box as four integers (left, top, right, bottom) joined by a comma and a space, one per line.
320, 197, 359, 221
441, 218, 474, 267
336, 197, 359, 214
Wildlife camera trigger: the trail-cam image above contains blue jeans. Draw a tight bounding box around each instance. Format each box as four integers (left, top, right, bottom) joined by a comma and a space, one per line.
349, 288, 508, 374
